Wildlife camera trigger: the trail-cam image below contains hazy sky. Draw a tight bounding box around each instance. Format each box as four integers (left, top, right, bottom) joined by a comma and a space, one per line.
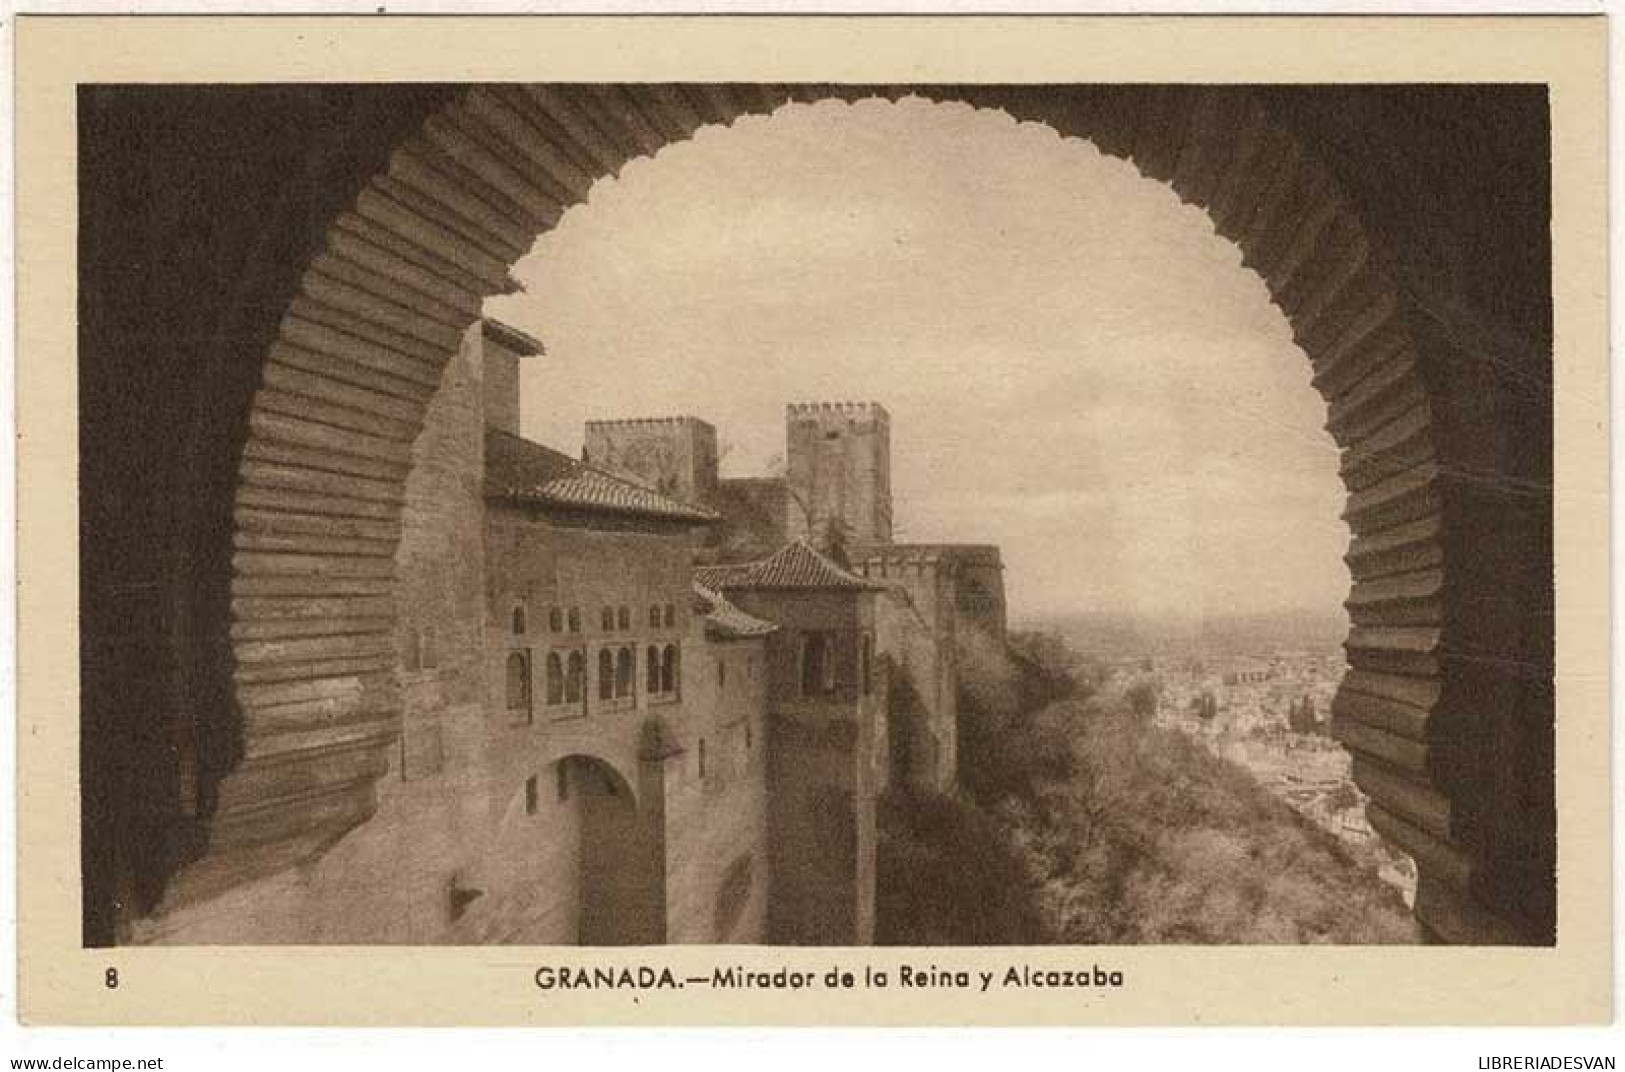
488, 97, 1349, 623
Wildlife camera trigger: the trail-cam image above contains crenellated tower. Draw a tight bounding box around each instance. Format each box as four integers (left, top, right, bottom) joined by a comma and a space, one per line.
784, 402, 892, 554
583, 416, 720, 506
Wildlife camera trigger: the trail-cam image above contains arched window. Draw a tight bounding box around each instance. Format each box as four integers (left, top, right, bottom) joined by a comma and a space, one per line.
566, 651, 585, 703
647, 645, 661, 693
549, 607, 563, 633
615, 646, 634, 698
617, 606, 631, 631
664, 603, 676, 628
601, 607, 615, 632
512, 605, 527, 636
661, 645, 678, 695
598, 648, 614, 700
718, 658, 727, 689
546, 652, 564, 705
506, 651, 531, 717
567, 607, 581, 633
861, 634, 875, 696
649, 605, 661, 628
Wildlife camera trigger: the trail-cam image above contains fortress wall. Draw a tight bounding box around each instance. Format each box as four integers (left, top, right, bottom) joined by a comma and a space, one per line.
951, 555, 1008, 642
861, 554, 960, 794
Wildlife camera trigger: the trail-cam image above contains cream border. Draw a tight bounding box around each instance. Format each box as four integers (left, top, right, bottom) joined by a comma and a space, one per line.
14, 14, 1611, 1025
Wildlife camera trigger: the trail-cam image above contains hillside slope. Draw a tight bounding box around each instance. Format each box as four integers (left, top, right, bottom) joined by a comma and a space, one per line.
875, 631, 1418, 945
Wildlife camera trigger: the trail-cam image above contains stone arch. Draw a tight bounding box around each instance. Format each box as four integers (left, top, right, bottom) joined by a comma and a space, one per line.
554, 752, 662, 945
482, 752, 654, 944
215, 83, 1551, 944
552, 750, 638, 807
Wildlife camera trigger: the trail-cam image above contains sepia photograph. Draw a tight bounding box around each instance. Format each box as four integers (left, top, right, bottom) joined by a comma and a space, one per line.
12, 12, 1610, 1029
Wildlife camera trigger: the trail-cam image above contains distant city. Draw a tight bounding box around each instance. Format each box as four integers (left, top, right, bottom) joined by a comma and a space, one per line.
1017, 611, 1417, 905
1019, 610, 1352, 660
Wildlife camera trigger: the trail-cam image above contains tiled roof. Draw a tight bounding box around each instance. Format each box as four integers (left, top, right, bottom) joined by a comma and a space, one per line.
694, 539, 884, 591
485, 429, 718, 524
692, 582, 778, 640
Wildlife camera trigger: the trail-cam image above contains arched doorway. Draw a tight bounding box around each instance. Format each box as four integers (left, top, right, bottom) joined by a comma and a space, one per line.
555, 755, 663, 946
85, 83, 1551, 946
485, 755, 661, 946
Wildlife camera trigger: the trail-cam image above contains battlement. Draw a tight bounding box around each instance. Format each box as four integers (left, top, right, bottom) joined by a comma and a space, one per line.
586, 416, 717, 432
786, 401, 890, 423
856, 554, 945, 582
858, 550, 943, 570
864, 544, 1003, 569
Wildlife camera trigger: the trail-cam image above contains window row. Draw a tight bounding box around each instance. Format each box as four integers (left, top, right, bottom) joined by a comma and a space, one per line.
505, 644, 682, 716
510, 603, 679, 636
602, 603, 679, 632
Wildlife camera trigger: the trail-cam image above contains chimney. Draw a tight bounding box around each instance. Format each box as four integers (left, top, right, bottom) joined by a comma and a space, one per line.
480, 317, 545, 435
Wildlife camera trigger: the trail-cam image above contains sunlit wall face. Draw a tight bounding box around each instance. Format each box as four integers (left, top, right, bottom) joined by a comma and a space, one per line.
488, 97, 1349, 625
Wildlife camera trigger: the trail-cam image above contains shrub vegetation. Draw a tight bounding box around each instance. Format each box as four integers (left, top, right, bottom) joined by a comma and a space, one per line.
873, 627, 1418, 945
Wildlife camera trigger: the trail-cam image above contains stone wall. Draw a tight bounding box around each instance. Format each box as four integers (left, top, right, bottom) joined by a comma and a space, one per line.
482, 503, 784, 944
946, 548, 1007, 641
859, 554, 954, 794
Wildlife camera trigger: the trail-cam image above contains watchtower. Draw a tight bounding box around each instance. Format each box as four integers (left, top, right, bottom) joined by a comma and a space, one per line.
784, 402, 892, 553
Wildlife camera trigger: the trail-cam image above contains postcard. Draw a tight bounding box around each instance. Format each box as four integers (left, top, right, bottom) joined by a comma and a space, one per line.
13, 13, 1610, 1025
